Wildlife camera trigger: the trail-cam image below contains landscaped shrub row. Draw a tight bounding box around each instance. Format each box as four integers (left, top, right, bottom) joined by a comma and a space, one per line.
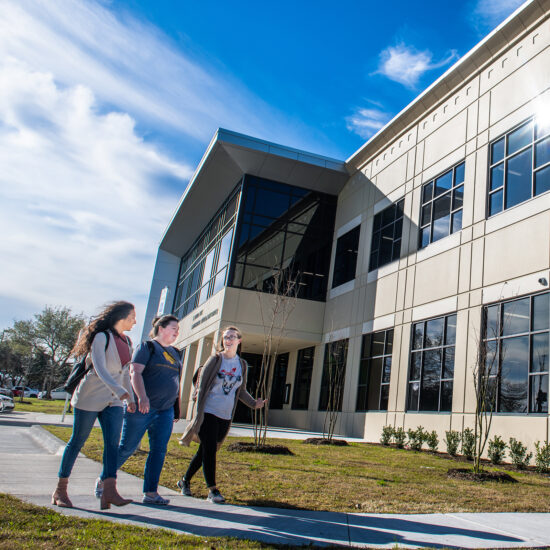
380, 425, 550, 472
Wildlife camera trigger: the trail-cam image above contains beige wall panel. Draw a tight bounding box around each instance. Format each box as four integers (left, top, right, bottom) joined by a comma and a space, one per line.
396, 268, 407, 312
478, 93, 490, 132
413, 248, 460, 306
466, 99, 479, 141
414, 141, 425, 176
373, 272, 399, 317
490, 48, 550, 125
374, 153, 408, 197
422, 147, 466, 184
489, 416, 548, 454
341, 335, 362, 414
458, 243, 472, 293
404, 266, 415, 309
483, 213, 550, 286
406, 149, 416, 181
334, 186, 365, 231
462, 153, 475, 228
403, 413, 453, 436
451, 309, 471, 415
470, 238, 485, 289
362, 412, 389, 441
423, 111, 467, 170
393, 325, 410, 412
325, 290, 356, 332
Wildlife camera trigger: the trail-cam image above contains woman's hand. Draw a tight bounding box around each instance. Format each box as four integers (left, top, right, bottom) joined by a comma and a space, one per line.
120, 392, 131, 402
254, 398, 268, 409
126, 402, 136, 413
138, 396, 150, 414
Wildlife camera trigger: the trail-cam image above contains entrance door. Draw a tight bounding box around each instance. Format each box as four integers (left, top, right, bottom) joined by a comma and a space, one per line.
233, 352, 263, 423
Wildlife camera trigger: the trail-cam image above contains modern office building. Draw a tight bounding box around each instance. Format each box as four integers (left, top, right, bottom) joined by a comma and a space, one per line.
143, 0, 550, 450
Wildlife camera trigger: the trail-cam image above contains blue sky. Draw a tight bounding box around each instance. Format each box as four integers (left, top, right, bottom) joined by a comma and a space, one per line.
0, 0, 526, 339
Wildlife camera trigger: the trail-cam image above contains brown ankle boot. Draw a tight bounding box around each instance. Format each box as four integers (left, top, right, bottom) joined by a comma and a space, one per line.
100, 477, 132, 510
52, 477, 73, 508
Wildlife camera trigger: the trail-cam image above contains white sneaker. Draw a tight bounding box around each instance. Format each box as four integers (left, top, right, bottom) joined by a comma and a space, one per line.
207, 488, 225, 504
94, 477, 103, 499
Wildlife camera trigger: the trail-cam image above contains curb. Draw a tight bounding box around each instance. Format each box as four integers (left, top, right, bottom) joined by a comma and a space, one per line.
29, 424, 79, 457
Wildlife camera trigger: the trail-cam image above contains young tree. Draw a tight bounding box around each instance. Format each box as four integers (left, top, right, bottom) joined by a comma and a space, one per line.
3, 306, 85, 398
253, 268, 299, 447
322, 338, 347, 442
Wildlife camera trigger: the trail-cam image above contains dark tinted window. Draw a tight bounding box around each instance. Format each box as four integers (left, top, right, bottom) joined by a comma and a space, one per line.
332, 226, 360, 288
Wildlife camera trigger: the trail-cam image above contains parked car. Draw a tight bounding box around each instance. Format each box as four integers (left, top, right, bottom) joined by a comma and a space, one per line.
38, 387, 70, 400
0, 387, 14, 398
12, 386, 39, 398
0, 393, 15, 412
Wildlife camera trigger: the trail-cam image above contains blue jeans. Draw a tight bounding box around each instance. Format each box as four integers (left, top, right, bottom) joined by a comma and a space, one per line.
110, 406, 174, 493
58, 406, 123, 479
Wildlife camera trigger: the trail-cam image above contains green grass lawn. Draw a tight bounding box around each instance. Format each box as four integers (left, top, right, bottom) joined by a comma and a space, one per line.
0, 493, 296, 549
12, 397, 71, 415
46, 425, 550, 514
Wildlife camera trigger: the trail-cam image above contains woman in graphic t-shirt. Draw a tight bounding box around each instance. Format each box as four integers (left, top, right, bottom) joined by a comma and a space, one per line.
52, 301, 136, 510
94, 314, 182, 505
177, 326, 266, 503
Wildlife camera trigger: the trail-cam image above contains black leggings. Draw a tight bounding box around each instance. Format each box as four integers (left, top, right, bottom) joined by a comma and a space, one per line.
184, 413, 231, 488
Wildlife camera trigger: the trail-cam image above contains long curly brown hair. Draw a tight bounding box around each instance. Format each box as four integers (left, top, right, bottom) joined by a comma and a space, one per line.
72, 301, 135, 357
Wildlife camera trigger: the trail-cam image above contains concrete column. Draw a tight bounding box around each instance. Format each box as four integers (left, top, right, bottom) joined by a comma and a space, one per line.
179, 343, 197, 420
185, 335, 214, 418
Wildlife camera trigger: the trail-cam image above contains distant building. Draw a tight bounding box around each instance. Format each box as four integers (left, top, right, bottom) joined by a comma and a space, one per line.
144, 0, 550, 449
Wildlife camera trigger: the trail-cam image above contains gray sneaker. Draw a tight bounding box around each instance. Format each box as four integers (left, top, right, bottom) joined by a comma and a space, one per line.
177, 478, 192, 496
207, 488, 225, 504
142, 493, 170, 505
94, 477, 103, 499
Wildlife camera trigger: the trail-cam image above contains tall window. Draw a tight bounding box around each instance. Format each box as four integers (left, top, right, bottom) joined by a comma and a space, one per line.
408, 314, 456, 412
484, 293, 549, 413
332, 226, 360, 288
231, 176, 336, 301
488, 117, 550, 216
419, 162, 464, 248
318, 339, 348, 411
356, 329, 393, 411
173, 187, 239, 319
270, 353, 289, 410
292, 347, 315, 410
369, 200, 404, 271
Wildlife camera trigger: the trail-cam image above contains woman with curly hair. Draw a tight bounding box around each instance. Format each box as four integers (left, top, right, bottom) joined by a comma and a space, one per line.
52, 301, 136, 510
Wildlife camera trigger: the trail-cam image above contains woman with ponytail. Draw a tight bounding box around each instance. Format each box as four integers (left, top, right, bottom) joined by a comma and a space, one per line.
52, 301, 136, 510
94, 314, 182, 505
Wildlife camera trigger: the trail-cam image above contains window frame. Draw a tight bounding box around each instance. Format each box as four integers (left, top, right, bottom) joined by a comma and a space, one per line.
407, 314, 457, 412
418, 161, 465, 249
292, 347, 315, 410
332, 225, 360, 288
318, 339, 349, 411
356, 329, 393, 411
369, 200, 404, 272
487, 116, 550, 217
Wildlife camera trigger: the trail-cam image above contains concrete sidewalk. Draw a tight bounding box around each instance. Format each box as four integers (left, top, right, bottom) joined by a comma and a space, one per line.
1, 414, 550, 548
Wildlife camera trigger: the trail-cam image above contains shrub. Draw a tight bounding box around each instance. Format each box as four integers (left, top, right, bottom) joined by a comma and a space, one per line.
393, 427, 406, 448
445, 430, 460, 456
509, 438, 532, 469
534, 441, 550, 473
425, 430, 439, 452
487, 435, 507, 465
407, 426, 426, 451
461, 428, 476, 460
380, 425, 394, 446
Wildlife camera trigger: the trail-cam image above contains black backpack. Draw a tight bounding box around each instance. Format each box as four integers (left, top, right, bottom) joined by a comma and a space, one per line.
63, 332, 110, 395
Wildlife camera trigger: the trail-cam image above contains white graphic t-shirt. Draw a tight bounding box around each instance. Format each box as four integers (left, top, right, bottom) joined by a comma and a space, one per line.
203, 355, 243, 420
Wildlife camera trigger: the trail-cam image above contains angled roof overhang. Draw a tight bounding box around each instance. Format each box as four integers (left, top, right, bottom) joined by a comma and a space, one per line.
160, 129, 348, 257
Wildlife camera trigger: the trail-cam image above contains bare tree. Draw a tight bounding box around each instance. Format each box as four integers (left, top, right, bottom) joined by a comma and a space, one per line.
322, 337, 348, 442
253, 268, 299, 446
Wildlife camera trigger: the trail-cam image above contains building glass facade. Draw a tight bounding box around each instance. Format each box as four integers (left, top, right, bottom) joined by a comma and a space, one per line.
231, 176, 337, 300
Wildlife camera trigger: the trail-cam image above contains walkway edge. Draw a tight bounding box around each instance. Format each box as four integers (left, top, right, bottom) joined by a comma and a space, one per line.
29, 424, 80, 457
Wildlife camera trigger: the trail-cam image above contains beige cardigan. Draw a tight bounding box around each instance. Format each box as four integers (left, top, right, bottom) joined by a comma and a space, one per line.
179, 353, 256, 447
71, 330, 135, 411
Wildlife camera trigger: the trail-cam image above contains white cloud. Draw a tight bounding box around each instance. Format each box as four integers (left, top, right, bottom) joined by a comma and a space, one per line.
0, 57, 192, 337
0, 0, 300, 146
0, 0, 318, 338
472, 0, 526, 31
376, 44, 458, 88
346, 107, 391, 139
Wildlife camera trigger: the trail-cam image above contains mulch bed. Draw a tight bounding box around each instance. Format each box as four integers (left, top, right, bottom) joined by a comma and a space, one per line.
227, 442, 294, 455
303, 437, 349, 446
447, 468, 517, 483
